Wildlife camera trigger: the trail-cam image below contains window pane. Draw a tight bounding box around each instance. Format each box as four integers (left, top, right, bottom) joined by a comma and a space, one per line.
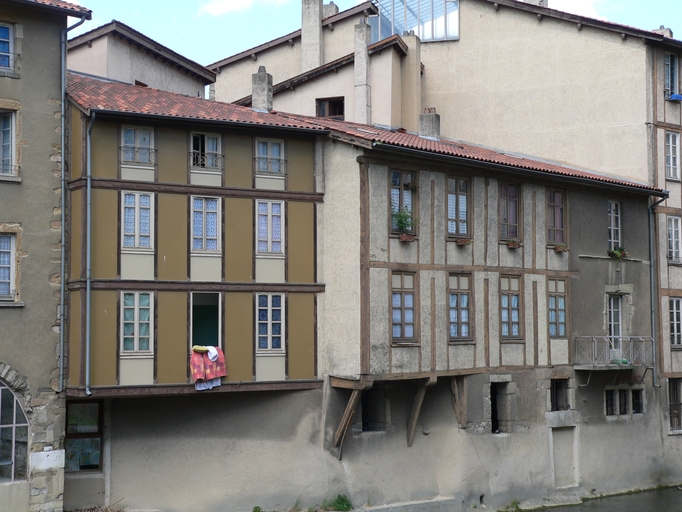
0, 389, 12, 425
393, 325, 401, 338
405, 325, 414, 338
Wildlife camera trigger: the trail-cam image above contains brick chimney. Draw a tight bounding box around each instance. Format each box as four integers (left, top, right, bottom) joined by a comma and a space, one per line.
354, 19, 371, 125
419, 108, 440, 141
252, 66, 273, 112
302, 0, 323, 72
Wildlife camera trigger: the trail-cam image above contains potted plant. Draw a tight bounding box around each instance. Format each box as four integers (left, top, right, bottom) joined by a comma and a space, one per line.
554, 244, 568, 253
456, 238, 473, 246
506, 239, 521, 249
393, 206, 419, 242
607, 247, 628, 261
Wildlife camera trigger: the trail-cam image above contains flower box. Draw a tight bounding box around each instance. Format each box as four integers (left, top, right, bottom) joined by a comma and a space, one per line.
399, 234, 415, 242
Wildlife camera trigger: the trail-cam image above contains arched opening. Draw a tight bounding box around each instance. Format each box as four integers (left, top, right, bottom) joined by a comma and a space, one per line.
0, 379, 28, 481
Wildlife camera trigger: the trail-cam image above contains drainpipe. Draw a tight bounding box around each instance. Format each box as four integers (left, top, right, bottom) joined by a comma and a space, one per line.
58, 16, 87, 393
85, 112, 96, 396
649, 191, 669, 388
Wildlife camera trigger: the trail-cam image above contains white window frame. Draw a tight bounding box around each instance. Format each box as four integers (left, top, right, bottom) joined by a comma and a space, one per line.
0, 233, 16, 301
0, 23, 14, 72
256, 200, 284, 256
500, 276, 522, 339
669, 216, 681, 262
120, 291, 154, 357
671, 298, 682, 346
191, 196, 221, 253
191, 132, 222, 172
121, 192, 154, 252
255, 293, 285, 355
121, 126, 154, 166
607, 201, 621, 251
255, 138, 285, 175
1, 110, 16, 176
666, 132, 680, 179
666, 54, 679, 99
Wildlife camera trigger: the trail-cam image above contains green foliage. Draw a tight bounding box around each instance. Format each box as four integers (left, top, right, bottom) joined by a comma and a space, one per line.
321, 494, 353, 511
607, 247, 628, 261
392, 206, 419, 234
252, 507, 263, 512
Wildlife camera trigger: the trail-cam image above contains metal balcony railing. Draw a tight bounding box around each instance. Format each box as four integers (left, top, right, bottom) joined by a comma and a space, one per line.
120, 146, 157, 165
190, 151, 223, 170
254, 156, 286, 174
574, 336, 654, 368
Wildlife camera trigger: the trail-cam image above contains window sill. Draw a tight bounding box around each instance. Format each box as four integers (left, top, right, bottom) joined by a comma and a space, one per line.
668, 430, 682, 436
190, 252, 222, 257
449, 339, 475, 345
255, 351, 285, 357
255, 253, 285, 259
119, 353, 154, 360
0, 175, 21, 183
190, 168, 222, 174
121, 163, 155, 170
391, 342, 420, 347
501, 338, 525, 344
668, 260, 682, 267
255, 173, 286, 178
65, 470, 104, 478
121, 249, 154, 255
0, 301, 24, 308
0, 70, 20, 79
666, 176, 681, 182
671, 345, 682, 351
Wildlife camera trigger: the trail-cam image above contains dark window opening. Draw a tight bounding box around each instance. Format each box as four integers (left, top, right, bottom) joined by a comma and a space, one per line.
65, 401, 103, 472
491, 382, 513, 434
316, 97, 344, 120
551, 379, 569, 411
192, 293, 219, 347
491, 383, 499, 433
670, 379, 681, 430
632, 389, 644, 414
605, 389, 616, 416
619, 389, 628, 416
362, 387, 388, 432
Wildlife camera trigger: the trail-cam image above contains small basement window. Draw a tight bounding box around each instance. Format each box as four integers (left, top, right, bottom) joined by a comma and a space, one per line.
191, 293, 220, 347
316, 97, 344, 120
361, 387, 389, 432
551, 379, 570, 411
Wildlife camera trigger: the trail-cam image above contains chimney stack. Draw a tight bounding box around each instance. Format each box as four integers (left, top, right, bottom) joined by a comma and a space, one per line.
419, 108, 440, 141
652, 25, 673, 38
354, 19, 371, 125
302, 0, 324, 72
252, 66, 273, 112
323, 1, 339, 18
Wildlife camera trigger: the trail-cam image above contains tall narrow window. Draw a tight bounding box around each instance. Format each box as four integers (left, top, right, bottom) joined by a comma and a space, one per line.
608, 295, 623, 361
669, 216, 681, 262
547, 190, 565, 244
121, 291, 153, 354
192, 197, 220, 252
391, 272, 416, 343
0, 24, 13, 71
449, 274, 471, 340
122, 192, 153, 250
548, 278, 567, 338
255, 139, 285, 174
65, 401, 102, 472
191, 133, 221, 169
447, 177, 469, 237
0, 234, 15, 300
607, 201, 621, 251
670, 298, 682, 346
500, 184, 520, 240
500, 276, 521, 338
121, 127, 153, 164
551, 379, 570, 412
666, 54, 679, 99
671, 379, 682, 431
667, 132, 680, 179
390, 171, 416, 232
1, 111, 14, 175
191, 293, 220, 347
256, 294, 285, 353
0, 381, 28, 481
256, 200, 284, 255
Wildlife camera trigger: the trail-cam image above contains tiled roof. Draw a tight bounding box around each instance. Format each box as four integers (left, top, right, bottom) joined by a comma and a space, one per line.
66, 73, 325, 132
281, 114, 664, 195
12, 0, 92, 17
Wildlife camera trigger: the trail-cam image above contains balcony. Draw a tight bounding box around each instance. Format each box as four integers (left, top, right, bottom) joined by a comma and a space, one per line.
574, 336, 654, 369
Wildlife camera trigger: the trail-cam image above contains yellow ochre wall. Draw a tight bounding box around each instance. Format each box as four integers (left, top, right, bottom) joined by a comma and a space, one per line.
90, 122, 118, 179
91, 188, 118, 279
68, 290, 82, 386
69, 105, 83, 180
70, 189, 82, 280
224, 292, 253, 381
287, 293, 315, 379
157, 193, 187, 281
224, 198, 253, 282
157, 127, 187, 184
157, 291, 188, 384
90, 290, 117, 386
288, 201, 315, 283
287, 139, 314, 192
224, 135, 253, 188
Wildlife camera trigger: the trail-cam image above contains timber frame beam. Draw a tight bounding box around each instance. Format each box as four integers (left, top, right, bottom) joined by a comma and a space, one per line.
407, 376, 437, 447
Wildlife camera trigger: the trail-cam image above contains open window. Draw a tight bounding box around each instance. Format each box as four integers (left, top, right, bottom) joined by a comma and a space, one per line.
316, 97, 344, 120
551, 379, 570, 411
191, 293, 221, 348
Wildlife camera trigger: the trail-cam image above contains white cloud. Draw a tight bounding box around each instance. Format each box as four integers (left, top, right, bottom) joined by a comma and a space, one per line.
198, 0, 290, 16
548, 0, 607, 20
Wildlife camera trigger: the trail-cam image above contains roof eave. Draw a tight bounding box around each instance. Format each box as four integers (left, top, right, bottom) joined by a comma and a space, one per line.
5, 0, 91, 19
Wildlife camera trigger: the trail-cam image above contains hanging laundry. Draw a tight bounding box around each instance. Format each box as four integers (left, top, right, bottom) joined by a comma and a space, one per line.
191, 345, 228, 391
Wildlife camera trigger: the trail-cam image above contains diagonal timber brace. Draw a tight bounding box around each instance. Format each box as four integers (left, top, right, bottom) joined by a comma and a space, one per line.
407, 376, 437, 447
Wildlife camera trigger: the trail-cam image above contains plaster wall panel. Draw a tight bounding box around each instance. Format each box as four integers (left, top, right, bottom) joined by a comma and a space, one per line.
434, 271, 449, 371
472, 176, 487, 266
391, 345, 420, 374
421, 0, 650, 182
389, 237, 419, 264
287, 293, 316, 379
255, 258, 285, 283
224, 135, 253, 188
523, 188, 535, 269
224, 198, 253, 282
288, 201, 315, 283
370, 50, 402, 128
664, 101, 682, 126
534, 187, 547, 270
419, 271, 433, 372
487, 273, 500, 367
90, 290, 117, 386
288, 139, 315, 192
447, 241, 474, 266
322, 16, 359, 64
91, 189, 118, 279
190, 255, 222, 282
430, 173, 447, 266
255, 176, 286, 190
69, 105, 84, 179
418, 172, 438, 265
190, 172, 221, 187
156, 128, 187, 184
224, 293, 253, 381
550, 339, 569, 366
120, 253, 153, 280
499, 245, 523, 269
668, 265, 682, 291
256, 355, 286, 381
68, 291, 82, 386
486, 183, 499, 267
369, 267, 390, 375
120, 166, 154, 182
317, 142, 362, 376
665, 179, 682, 210
119, 358, 153, 385
90, 122, 118, 179
0, 481, 29, 512
547, 250, 569, 272
64, 475, 104, 511
672, 350, 682, 375
156, 291, 188, 384
67, 36, 108, 78
70, 188, 83, 279
536, 277, 550, 367
501, 343, 525, 367
449, 344, 475, 369
157, 193, 187, 281
369, 164, 389, 263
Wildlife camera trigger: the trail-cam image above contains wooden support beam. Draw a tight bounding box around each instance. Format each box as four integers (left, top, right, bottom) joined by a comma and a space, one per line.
330, 376, 372, 390
334, 389, 362, 448
407, 385, 428, 447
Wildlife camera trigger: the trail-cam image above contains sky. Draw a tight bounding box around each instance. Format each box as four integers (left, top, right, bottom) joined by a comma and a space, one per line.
69, 0, 682, 67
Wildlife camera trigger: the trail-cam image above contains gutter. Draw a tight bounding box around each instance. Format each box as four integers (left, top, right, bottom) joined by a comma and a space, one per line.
649, 192, 669, 388
58, 15, 87, 394
85, 112, 96, 396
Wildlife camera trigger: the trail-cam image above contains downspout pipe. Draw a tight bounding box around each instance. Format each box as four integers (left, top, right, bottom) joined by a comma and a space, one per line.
85, 111, 96, 396
58, 16, 87, 393
649, 191, 669, 388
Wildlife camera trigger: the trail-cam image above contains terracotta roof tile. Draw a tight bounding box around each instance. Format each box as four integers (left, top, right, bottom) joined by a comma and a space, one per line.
18, 0, 91, 16
66, 73, 325, 132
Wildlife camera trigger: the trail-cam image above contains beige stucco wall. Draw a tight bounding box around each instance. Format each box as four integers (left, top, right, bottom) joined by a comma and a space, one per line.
67, 35, 108, 78
421, 0, 650, 182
